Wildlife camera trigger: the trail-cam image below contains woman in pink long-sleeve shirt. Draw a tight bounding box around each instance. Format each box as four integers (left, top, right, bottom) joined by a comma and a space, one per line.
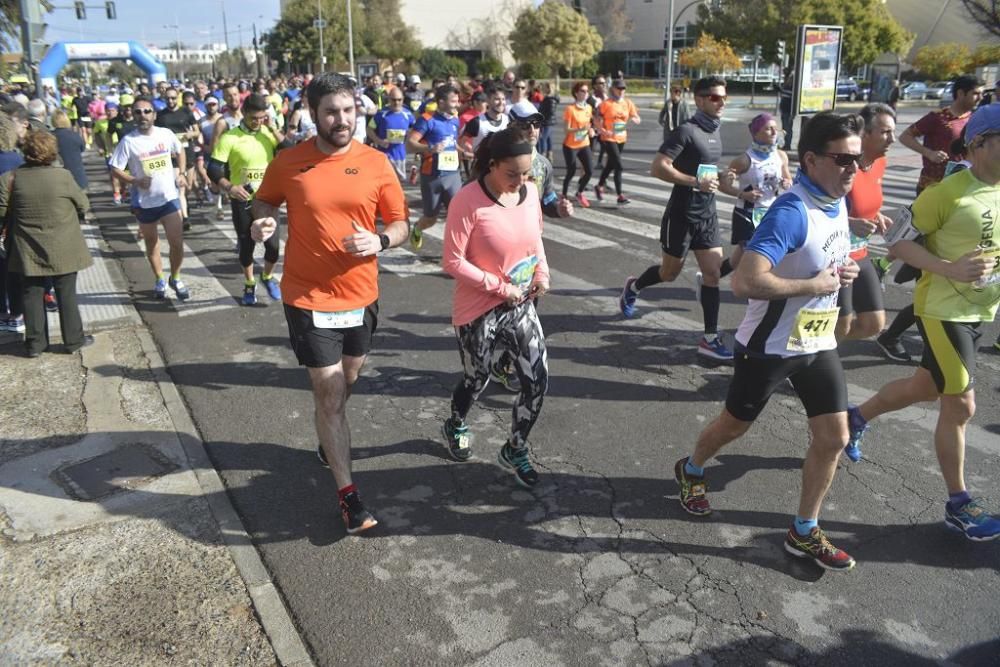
440, 126, 550, 488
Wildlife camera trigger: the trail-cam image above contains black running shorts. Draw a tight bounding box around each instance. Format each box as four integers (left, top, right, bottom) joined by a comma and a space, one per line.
284, 301, 378, 368
660, 190, 720, 258
838, 258, 884, 318
916, 317, 980, 395
725, 347, 848, 422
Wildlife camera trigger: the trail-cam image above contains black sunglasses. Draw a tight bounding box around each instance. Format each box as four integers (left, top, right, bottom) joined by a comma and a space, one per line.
819, 152, 863, 167
135, 108, 155, 115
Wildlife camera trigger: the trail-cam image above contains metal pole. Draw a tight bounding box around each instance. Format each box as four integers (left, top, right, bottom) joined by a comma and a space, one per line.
253, 22, 262, 78
221, 1, 229, 50
751, 54, 758, 106
664, 0, 674, 107
347, 0, 355, 78
317, 0, 325, 73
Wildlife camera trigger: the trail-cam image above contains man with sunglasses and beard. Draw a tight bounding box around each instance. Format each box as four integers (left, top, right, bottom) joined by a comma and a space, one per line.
673, 112, 863, 572
155, 87, 200, 228
620, 76, 732, 361
250, 73, 410, 535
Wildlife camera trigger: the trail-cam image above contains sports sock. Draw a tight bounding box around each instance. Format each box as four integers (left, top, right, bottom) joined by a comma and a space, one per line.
848, 406, 867, 432
261, 273, 272, 281
701, 285, 720, 334
633, 265, 662, 291
684, 458, 704, 477
245, 277, 256, 286
338, 483, 357, 502
170, 272, 181, 281
794, 517, 818, 536
948, 490, 972, 512
719, 258, 733, 278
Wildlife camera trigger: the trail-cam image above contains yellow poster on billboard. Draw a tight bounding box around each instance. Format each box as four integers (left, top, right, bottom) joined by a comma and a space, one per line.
794, 25, 843, 116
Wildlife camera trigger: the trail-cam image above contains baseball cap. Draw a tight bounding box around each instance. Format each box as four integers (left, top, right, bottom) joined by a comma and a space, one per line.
508, 100, 543, 123
395, 73, 406, 83
118, 93, 134, 106
965, 104, 1000, 142
611, 79, 627, 89
205, 96, 219, 105
408, 74, 421, 85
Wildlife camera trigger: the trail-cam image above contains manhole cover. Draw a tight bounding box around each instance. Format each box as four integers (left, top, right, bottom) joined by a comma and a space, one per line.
53, 444, 179, 501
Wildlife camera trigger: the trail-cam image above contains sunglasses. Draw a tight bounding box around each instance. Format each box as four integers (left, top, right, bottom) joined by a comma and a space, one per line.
515, 119, 542, 128
697, 93, 727, 103
819, 152, 863, 167
134, 108, 155, 115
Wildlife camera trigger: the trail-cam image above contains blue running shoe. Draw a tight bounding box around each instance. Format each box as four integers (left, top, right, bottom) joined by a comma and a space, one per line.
168, 277, 190, 301
698, 335, 733, 361
242, 282, 257, 306
844, 406, 867, 462
154, 277, 167, 299
945, 499, 1000, 541
262, 275, 281, 301
620, 276, 638, 318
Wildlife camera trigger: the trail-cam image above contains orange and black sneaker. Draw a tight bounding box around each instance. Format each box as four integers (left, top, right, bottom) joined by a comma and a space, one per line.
784, 526, 856, 571
674, 457, 711, 516
340, 491, 378, 535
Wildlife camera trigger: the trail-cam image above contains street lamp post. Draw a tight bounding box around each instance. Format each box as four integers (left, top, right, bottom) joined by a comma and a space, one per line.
316, 0, 325, 73
164, 20, 183, 81
664, 0, 707, 105
347, 0, 355, 79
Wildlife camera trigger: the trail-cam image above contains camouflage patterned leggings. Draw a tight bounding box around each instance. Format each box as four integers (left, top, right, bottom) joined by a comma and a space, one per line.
450, 300, 548, 450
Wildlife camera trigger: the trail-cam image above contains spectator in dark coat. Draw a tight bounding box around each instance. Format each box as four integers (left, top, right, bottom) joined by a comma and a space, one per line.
52, 110, 87, 190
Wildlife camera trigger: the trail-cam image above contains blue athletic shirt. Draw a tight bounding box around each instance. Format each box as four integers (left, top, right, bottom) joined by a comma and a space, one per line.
371, 107, 415, 161
412, 112, 460, 177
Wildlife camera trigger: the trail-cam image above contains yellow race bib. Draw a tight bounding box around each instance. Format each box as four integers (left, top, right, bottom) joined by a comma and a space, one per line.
787, 307, 839, 353
438, 150, 459, 172
243, 168, 266, 190
386, 129, 405, 144
141, 155, 171, 175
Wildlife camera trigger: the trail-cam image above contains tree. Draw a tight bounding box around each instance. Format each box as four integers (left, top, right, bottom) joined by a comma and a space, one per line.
418, 49, 468, 80
971, 42, 1000, 67
359, 0, 421, 63
961, 0, 1000, 38
105, 60, 144, 85
476, 55, 504, 79
678, 33, 742, 76
509, 1, 603, 81
264, 0, 367, 72
573, 0, 632, 46
694, 0, 912, 67
912, 43, 973, 81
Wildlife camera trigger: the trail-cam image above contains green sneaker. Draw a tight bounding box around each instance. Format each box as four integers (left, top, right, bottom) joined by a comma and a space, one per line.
410, 226, 423, 250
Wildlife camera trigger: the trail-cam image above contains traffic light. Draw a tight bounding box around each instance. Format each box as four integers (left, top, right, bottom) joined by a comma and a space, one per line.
777, 40, 786, 65
753, 44, 762, 59
106, 1, 117, 19
663, 26, 670, 50
74, 1, 86, 19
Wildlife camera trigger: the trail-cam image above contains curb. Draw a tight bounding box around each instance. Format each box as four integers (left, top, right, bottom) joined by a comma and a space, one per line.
134, 314, 313, 666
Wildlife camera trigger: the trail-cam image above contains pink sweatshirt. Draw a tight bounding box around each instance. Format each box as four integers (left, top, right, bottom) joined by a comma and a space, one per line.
442, 180, 550, 326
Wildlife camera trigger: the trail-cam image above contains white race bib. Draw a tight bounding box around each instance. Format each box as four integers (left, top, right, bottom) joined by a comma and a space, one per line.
438, 150, 459, 172
312, 308, 365, 329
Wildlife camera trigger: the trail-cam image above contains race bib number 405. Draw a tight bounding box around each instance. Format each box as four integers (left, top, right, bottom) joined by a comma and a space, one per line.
243, 168, 266, 190
787, 307, 839, 353
141, 155, 171, 175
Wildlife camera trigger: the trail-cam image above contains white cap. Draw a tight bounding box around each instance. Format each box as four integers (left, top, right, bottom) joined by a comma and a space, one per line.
408, 74, 421, 85
508, 100, 543, 122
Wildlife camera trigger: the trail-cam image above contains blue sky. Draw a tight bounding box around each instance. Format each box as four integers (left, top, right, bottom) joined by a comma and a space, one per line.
42, 0, 282, 49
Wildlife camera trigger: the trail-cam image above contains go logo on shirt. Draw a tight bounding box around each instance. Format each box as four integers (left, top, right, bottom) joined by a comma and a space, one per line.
344, 168, 359, 175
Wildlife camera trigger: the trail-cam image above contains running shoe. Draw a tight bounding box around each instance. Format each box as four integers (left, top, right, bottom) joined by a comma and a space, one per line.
44, 290, 58, 312
489, 360, 521, 393
410, 226, 423, 250
619, 276, 638, 318
698, 336, 734, 361
784, 526, 856, 571
340, 491, 378, 534
872, 256, 891, 283
242, 282, 257, 306
498, 443, 538, 488
215, 209, 225, 221
674, 457, 711, 516
153, 277, 167, 300
442, 418, 472, 462
617, 194, 630, 206
575, 192, 591, 208
594, 184, 605, 201
112, 193, 122, 205
844, 405, 867, 462
1, 316, 25, 333
183, 219, 191, 232
408, 165, 419, 185
261, 276, 282, 301
875, 333, 911, 363
945, 499, 1000, 541
168, 276, 191, 301
694, 271, 703, 306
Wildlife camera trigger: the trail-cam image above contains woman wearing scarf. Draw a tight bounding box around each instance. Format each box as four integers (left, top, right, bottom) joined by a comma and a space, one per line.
719, 113, 793, 275
439, 126, 550, 489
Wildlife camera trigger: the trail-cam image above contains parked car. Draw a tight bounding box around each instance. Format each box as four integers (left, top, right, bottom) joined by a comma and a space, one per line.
836, 79, 861, 101
939, 82, 956, 106
900, 82, 929, 100
926, 81, 951, 99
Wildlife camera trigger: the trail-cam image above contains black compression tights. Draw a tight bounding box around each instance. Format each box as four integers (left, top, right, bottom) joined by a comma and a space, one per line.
562, 145, 593, 197
232, 200, 279, 269
598, 141, 625, 195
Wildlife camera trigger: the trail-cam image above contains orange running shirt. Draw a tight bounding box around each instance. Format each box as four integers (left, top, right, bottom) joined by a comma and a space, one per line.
255, 139, 409, 312
846, 156, 886, 260
563, 104, 593, 149
597, 97, 637, 144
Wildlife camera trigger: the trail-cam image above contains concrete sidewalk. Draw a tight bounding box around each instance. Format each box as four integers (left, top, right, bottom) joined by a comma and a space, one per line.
0, 174, 310, 664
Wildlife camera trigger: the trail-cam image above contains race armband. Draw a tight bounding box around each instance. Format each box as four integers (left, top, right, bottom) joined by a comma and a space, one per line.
883, 207, 921, 246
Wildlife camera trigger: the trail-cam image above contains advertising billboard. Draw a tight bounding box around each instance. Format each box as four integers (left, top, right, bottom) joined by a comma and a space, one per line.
792, 25, 843, 116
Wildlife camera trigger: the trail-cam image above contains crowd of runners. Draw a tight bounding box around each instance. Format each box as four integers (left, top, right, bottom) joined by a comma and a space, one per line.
1, 63, 998, 571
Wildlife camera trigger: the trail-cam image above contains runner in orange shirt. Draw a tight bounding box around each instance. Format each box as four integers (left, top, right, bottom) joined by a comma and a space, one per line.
251, 73, 410, 535
594, 79, 640, 205
562, 81, 596, 208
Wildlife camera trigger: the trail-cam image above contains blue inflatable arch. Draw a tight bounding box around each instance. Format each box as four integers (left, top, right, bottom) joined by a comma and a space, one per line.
39, 41, 166, 91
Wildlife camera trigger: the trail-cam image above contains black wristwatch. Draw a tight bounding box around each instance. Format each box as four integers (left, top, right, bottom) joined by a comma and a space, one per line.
379, 233, 391, 252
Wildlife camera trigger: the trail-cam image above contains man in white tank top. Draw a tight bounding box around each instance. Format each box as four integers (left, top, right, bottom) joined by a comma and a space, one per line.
673, 112, 865, 572
459, 87, 509, 153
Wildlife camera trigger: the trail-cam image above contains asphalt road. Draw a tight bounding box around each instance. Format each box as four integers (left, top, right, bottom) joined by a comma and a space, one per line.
95, 98, 1000, 666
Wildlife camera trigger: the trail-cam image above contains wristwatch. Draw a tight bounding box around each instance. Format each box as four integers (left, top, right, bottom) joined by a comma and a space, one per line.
379, 233, 391, 252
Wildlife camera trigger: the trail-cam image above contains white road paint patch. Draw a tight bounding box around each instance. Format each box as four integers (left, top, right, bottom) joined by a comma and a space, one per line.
781, 590, 844, 637
884, 619, 939, 648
